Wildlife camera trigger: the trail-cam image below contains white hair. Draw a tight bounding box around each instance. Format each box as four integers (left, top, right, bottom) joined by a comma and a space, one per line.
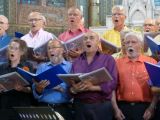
124, 32, 143, 43
0, 15, 8, 23
112, 5, 126, 16
28, 12, 46, 25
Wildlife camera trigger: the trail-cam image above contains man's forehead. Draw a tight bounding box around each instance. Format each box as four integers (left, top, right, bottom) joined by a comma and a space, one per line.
29, 14, 42, 19
144, 19, 155, 24
125, 35, 138, 41
68, 9, 80, 14
112, 9, 124, 13
85, 32, 97, 37
49, 40, 61, 46
10, 41, 19, 46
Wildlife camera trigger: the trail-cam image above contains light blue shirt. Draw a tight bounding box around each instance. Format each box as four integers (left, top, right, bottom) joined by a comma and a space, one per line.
0, 33, 12, 65
32, 60, 72, 104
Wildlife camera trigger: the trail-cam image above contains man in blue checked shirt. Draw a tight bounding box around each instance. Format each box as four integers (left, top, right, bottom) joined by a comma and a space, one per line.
32, 39, 73, 120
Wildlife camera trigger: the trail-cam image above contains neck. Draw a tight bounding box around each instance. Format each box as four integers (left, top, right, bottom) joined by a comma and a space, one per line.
128, 54, 140, 61
69, 24, 81, 32
86, 51, 96, 64
10, 60, 20, 68
0, 32, 5, 37
114, 24, 124, 32
31, 29, 41, 37
51, 57, 63, 65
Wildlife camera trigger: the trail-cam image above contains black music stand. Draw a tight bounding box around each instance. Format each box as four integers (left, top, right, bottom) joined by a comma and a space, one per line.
14, 106, 62, 120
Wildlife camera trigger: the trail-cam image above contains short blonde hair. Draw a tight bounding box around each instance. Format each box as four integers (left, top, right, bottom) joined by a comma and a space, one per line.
112, 5, 126, 16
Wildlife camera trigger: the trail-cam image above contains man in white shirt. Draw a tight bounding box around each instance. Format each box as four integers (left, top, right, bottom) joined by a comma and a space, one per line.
21, 12, 55, 49
21, 12, 56, 70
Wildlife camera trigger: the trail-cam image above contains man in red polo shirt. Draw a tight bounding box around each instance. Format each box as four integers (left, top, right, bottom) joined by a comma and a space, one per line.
58, 7, 89, 59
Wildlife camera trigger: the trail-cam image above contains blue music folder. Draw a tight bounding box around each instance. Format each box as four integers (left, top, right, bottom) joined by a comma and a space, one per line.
17, 65, 67, 89
146, 36, 160, 56
15, 32, 24, 38
144, 62, 160, 87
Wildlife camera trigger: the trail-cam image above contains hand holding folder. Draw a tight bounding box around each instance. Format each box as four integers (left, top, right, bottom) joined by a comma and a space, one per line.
17, 64, 67, 89
57, 67, 113, 85
0, 72, 29, 92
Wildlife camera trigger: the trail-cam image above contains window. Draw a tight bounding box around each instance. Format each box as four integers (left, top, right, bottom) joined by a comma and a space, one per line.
17, 0, 38, 5
47, 0, 65, 7
155, 0, 160, 6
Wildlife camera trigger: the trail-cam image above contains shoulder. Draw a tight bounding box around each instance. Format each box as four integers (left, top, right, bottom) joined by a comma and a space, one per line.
116, 56, 126, 64
63, 60, 72, 66
41, 30, 54, 38
103, 28, 114, 34
100, 53, 115, 60
141, 55, 157, 63
102, 28, 116, 37
58, 31, 67, 39
4, 34, 12, 40
21, 33, 30, 40
0, 63, 10, 75
37, 62, 49, 68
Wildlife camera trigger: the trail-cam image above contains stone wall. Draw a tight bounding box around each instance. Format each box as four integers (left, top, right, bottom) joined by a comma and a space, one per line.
7, 0, 76, 37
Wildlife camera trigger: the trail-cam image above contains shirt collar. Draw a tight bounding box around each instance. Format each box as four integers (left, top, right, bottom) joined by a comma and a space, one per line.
81, 51, 100, 59
46, 59, 67, 66
29, 28, 43, 38
125, 54, 144, 63
68, 25, 85, 33
0, 32, 7, 39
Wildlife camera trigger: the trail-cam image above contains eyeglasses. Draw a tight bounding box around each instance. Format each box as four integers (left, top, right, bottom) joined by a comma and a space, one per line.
84, 36, 96, 41
144, 24, 154, 27
28, 18, 42, 23
68, 13, 79, 17
112, 13, 124, 16
48, 46, 62, 50
8, 46, 19, 51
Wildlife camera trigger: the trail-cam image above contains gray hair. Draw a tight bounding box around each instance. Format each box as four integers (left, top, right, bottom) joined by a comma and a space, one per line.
124, 32, 143, 43
112, 5, 126, 16
0, 15, 8, 23
28, 12, 46, 25
68, 7, 83, 17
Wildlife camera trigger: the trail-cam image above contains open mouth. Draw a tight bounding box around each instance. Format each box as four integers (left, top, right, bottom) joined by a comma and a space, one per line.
115, 20, 119, 22
10, 54, 14, 57
128, 48, 134, 53
86, 45, 91, 48
70, 20, 74, 23
50, 54, 55, 57
32, 25, 36, 27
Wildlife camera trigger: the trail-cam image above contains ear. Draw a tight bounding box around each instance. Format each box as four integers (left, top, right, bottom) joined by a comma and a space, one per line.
4, 23, 9, 30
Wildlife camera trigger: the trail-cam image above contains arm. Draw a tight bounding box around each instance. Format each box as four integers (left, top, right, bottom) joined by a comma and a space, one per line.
111, 91, 125, 120
100, 57, 118, 95
143, 95, 158, 120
